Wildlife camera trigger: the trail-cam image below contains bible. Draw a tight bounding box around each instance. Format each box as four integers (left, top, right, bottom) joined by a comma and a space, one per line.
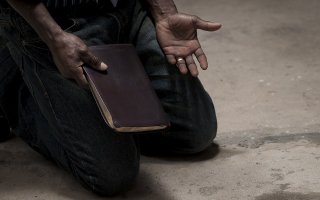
83, 44, 170, 133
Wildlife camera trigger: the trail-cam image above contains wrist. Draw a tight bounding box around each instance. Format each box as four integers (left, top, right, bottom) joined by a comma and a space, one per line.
41, 26, 64, 47
153, 8, 178, 23
145, 0, 178, 23
34, 9, 64, 46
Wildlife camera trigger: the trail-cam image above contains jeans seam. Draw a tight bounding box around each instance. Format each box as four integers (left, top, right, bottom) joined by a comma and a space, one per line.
33, 64, 61, 130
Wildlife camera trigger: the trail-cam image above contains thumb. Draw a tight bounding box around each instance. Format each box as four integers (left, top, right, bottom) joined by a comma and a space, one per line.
194, 16, 222, 31
81, 50, 108, 71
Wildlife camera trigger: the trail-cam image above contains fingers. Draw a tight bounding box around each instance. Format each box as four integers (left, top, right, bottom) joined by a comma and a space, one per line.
168, 45, 208, 76
186, 55, 198, 77
194, 16, 222, 31
166, 46, 209, 76
195, 48, 208, 70
176, 58, 188, 74
166, 55, 177, 64
175, 56, 199, 77
80, 49, 108, 71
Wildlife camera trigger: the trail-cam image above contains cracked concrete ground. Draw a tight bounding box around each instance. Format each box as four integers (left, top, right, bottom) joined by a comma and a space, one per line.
1, 0, 320, 199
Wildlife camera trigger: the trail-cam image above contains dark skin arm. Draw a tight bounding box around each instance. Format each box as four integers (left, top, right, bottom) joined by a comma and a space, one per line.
144, 0, 222, 76
6, 0, 220, 84
6, 0, 108, 88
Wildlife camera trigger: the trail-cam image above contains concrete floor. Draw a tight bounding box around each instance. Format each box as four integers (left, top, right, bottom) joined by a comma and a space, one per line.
1, 0, 320, 199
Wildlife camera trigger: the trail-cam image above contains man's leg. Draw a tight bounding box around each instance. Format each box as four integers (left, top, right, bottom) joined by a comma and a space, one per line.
0, 10, 140, 193
6, 45, 140, 195
129, 3, 218, 155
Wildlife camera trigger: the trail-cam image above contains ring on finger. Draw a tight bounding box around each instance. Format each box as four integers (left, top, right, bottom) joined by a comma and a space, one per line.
177, 57, 185, 64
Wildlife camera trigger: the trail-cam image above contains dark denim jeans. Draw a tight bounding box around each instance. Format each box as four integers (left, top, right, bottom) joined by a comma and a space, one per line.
0, 0, 217, 196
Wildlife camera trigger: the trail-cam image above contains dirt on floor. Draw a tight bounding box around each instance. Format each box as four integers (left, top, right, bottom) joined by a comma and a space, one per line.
1, 0, 320, 199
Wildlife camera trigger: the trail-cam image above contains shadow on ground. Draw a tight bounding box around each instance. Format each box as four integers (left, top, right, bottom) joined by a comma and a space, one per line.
141, 142, 221, 162
0, 138, 222, 200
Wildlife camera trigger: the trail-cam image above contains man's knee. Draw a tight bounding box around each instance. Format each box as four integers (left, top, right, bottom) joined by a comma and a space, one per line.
180, 118, 217, 154
79, 151, 140, 196
92, 162, 140, 196
139, 105, 218, 155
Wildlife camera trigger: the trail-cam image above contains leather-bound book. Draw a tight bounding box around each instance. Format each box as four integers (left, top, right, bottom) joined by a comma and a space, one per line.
83, 44, 170, 133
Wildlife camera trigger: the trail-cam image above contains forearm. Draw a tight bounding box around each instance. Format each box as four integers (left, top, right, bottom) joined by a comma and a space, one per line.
143, 0, 178, 22
6, 0, 63, 47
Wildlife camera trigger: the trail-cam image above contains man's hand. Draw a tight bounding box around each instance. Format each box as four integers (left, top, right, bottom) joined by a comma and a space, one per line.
156, 13, 221, 76
6, 0, 107, 88
48, 31, 107, 88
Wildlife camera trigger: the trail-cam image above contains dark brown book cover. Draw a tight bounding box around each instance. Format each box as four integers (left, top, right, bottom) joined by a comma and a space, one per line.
83, 44, 170, 133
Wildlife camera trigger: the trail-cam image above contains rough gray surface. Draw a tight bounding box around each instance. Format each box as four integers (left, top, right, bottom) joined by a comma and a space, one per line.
1, 0, 320, 199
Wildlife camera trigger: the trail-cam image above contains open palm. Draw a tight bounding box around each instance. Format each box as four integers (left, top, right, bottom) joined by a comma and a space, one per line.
156, 13, 221, 76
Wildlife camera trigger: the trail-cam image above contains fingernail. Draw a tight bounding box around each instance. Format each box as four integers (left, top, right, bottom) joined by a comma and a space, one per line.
101, 62, 108, 70
213, 22, 222, 26
202, 65, 208, 70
